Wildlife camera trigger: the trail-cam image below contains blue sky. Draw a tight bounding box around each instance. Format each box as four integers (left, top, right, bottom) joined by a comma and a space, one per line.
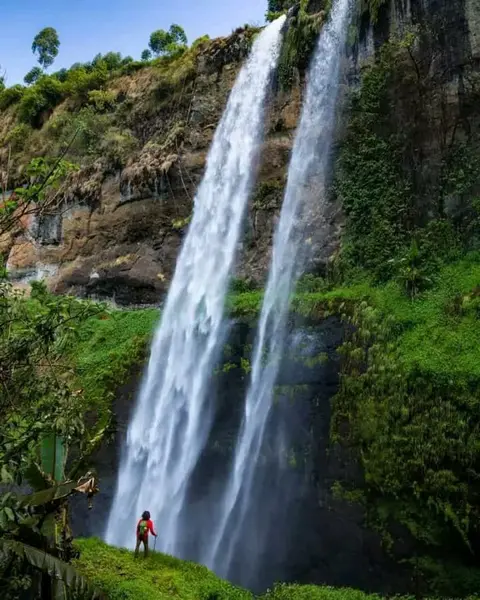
1, 0, 266, 85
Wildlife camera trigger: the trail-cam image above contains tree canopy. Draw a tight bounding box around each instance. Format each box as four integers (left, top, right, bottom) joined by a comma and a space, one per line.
32, 27, 60, 69
149, 24, 188, 57
23, 66, 43, 85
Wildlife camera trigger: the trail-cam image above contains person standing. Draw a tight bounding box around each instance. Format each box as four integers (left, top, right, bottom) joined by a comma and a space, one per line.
134, 510, 157, 557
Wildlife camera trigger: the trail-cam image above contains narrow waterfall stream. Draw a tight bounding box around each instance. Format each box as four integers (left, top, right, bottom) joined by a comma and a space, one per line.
206, 0, 352, 584
105, 15, 286, 553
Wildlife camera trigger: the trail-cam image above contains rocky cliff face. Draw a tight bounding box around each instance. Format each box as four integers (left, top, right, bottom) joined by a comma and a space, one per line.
5, 0, 478, 305
4, 29, 312, 305
355, 0, 480, 210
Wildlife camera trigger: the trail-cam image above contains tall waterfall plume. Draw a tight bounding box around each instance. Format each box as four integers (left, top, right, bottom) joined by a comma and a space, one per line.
105, 15, 286, 553
205, 0, 352, 585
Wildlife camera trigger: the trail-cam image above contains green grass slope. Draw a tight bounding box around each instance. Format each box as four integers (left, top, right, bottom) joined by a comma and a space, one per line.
73, 538, 250, 600
73, 538, 389, 600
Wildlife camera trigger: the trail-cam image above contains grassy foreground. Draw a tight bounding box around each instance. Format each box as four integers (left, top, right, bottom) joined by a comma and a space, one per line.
73, 538, 385, 600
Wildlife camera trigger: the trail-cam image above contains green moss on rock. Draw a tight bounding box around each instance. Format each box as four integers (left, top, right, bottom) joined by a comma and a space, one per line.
71, 308, 159, 426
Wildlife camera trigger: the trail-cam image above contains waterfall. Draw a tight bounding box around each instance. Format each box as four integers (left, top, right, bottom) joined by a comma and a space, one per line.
206, 0, 351, 584
105, 16, 286, 553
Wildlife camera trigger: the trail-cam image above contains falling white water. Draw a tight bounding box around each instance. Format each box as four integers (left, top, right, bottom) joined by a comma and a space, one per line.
105, 16, 286, 553
206, 0, 352, 580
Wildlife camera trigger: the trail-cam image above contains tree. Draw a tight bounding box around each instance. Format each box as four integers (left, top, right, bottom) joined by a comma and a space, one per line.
268, 0, 282, 10
141, 49, 152, 61
93, 51, 122, 71
148, 23, 188, 57
52, 67, 68, 82
32, 27, 60, 69
169, 24, 188, 46
0, 156, 106, 596
149, 30, 170, 56
23, 66, 43, 85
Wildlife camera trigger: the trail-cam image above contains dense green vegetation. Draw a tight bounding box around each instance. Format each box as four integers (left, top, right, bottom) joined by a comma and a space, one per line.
0, 158, 105, 597
268, 0, 330, 88
72, 307, 159, 424
324, 18, 480, 593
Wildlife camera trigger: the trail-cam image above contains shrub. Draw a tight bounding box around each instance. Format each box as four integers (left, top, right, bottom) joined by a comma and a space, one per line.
277, 6, 323, 89
191, 35, 210, 51
296, 274, 326, 293
46, 106, 113, 157
64, 63, 108, 104
4, 123, 32, 152
71, 310, 158, 419
87, 89, 117, 112
119, 60, 145, 76
230, 278, 258, 294
18, 76, 63, 126
0, 85, 26, 110
51, 68, 68, 82
99, 128, 139, 169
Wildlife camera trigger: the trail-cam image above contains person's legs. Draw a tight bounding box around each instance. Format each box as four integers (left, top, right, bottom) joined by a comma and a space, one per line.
134, 537, 141, 557
144, 536, 149, 558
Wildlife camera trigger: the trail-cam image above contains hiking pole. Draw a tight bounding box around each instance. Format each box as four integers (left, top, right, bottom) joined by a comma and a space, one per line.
154, 536, 157, 552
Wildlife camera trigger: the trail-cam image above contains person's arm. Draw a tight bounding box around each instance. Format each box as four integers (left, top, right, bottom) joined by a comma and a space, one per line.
149, 520, 157, 537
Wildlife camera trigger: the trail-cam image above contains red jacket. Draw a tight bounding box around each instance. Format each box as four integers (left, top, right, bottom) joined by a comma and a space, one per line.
136, 518, 157, 539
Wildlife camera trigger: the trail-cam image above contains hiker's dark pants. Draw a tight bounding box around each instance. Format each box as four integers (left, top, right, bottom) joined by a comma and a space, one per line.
135, 535, 149, 557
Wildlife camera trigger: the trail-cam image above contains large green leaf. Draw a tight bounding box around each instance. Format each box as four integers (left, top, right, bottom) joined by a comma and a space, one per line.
24, 461, 51, 491
19, 473, 99, 509
19, 480, 78, 508
67, 426, 108, 481
0, 538, 102, 598
41, 434, 66, 482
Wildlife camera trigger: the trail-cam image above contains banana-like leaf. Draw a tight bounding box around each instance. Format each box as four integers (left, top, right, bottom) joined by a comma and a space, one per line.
67, 425, 109, 481
24, 461, 51, 491
0, 538, 102, 599
41, 434, 66, 482
19, 473, 99, 508
19, 480, 78, 508
40, 512, 56, 542
53, 579, 68, 600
